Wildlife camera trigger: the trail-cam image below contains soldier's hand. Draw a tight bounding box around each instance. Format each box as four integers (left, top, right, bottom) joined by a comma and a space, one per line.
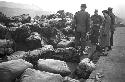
100, 25, 103, 28
86, 31, 91, 35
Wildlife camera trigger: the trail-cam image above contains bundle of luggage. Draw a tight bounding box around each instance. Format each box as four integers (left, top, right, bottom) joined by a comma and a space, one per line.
0, 39, 14, 57
73, 58, 96, 79
54, 47, 80, 62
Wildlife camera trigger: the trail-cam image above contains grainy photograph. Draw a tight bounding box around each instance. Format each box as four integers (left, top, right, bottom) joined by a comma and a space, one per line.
0, 0, 124, 82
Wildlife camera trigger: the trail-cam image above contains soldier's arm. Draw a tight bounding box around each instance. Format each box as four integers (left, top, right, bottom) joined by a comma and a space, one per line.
90, 15, 94, 25
99, 15, 103, 25
90, 15, 94, 21
112, 13, 115, 25
86, 13, 91, 33
72, 13, 77, 30
111, 13, 116, 31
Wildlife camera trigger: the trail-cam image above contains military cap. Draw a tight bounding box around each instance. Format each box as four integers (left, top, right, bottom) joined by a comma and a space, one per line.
94, 9, 98, 12
102, 10, 108, 13
108, 7, 113, 10
81, 4, 87, 8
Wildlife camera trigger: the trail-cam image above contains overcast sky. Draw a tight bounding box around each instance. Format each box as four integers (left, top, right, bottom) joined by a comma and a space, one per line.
1, 0, 125, 18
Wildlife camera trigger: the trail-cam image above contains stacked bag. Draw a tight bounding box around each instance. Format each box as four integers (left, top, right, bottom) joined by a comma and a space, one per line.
13, 25, 30, 43
7, 51, 27, 61
7, 45, 54, 66
0, 59, 33, 82
25, 32, 42, 50
38, 59, 71, 76
0, 24, 8, 39
20, 68, 63, 82
54, 47, 79, 62
73, 58, 96, 79
0, 39, 14, 57
57, 39, 75, 48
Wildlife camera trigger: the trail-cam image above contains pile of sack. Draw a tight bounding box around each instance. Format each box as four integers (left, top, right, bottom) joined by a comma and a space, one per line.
0, 58, 79, 82
54, 47, 79, 62
0, 39, 14, 57
25, 32, 42, 50
0, 11, 100, 82
13, 25, 31, 43
0, 24, 8, 39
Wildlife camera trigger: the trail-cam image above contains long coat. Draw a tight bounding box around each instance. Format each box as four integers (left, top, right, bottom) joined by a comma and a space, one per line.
100, 13, 111, 47
73, 10, 90, 48
74, 10, 90, 33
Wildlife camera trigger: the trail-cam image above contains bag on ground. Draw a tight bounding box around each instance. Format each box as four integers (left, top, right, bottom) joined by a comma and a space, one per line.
20, 68, 63, 82
26, 32, 42, 50
57, 39, 75, 48
74, 58, 96, 79
54, 47, 79, 62
7, 51, 26, 61
24, 45, 54, 65
38, 59, 71, 76
0, 59, 33, 82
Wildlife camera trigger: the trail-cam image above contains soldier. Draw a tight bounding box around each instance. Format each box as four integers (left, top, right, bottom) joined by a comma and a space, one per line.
90, 9, 103, 45
100, 10, 111, 54
73, 4, 90, 51
107, 7, 115, 50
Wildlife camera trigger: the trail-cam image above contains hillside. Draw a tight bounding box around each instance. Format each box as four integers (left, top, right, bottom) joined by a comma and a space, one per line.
0, 1, 50, 18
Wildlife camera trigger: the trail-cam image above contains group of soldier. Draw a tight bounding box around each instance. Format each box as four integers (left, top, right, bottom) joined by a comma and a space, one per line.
73, 4, 115, 55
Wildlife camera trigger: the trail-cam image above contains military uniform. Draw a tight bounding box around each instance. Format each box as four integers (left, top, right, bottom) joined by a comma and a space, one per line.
107, 7, 115, 47
90, 13, 103, 44
73, 6, 90, 50
100, 10, 111, 48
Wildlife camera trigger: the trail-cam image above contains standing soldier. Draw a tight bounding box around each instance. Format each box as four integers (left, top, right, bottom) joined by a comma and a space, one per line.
73, 4, 90, 51
107, 7, 115, 50
100, 10, 111, 54
90, 9, 103, 45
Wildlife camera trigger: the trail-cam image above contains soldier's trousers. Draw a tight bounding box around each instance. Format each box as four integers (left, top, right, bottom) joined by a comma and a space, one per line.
90, 29, 100, 44
110, 31, 114, 46
90, 25, 100, 44
75, 31, 86, 50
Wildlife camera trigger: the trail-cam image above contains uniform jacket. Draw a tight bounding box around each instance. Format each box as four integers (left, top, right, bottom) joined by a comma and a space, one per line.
108, 12, 115, 25
108, 12, 115, 31
100, 13, 111, 47
103, 13, 111, 34
73, 10, 90, 33
91, 14, 103, 25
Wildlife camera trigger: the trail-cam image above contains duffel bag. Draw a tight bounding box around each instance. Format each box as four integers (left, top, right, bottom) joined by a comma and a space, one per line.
0, 59, 33, 82
38, 59, 71, 76
20, 68, 63, 82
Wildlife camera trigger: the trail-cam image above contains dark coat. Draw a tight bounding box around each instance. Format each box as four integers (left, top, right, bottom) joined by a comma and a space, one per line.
74, 10, 90, 33
108, 11, 115, 31
100, 13, 111, 47
91, 14, 103, 25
